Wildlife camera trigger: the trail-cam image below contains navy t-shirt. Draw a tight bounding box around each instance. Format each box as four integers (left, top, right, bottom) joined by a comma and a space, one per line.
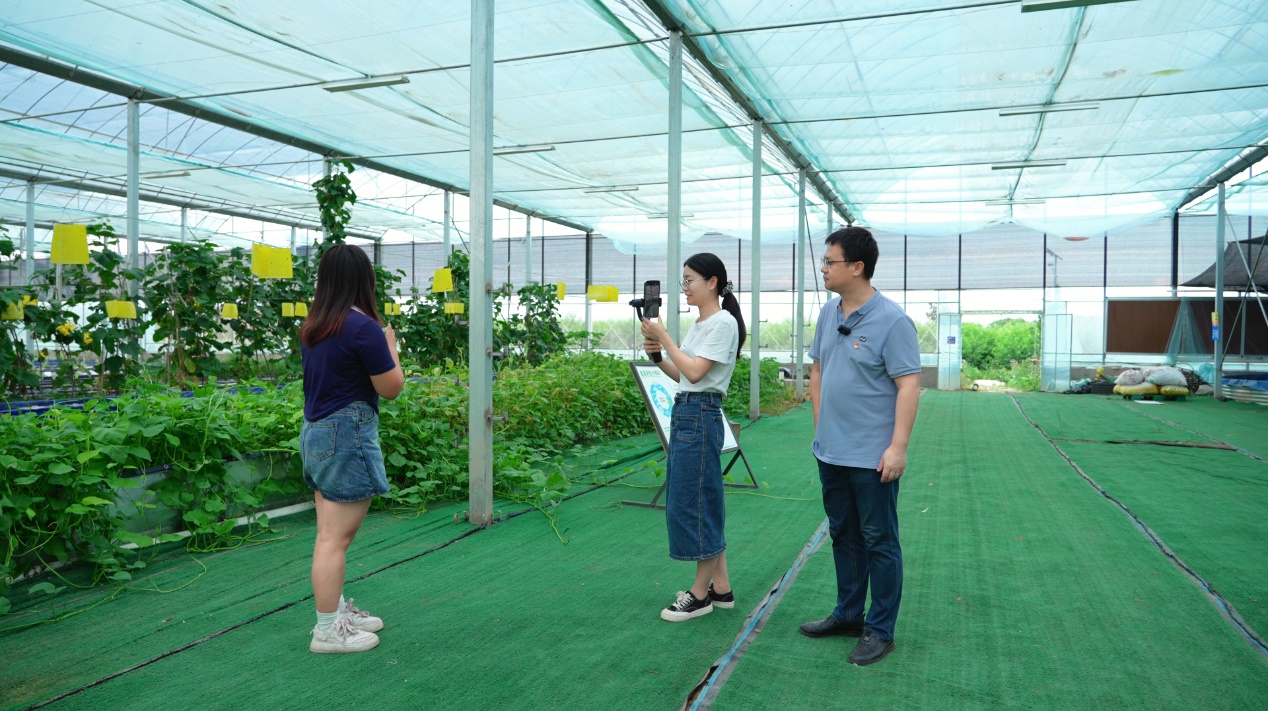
302, 310, 397, 422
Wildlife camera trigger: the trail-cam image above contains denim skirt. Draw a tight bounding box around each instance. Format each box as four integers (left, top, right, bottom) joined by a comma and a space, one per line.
299, 401, 390, 503
665, 391, 726, 561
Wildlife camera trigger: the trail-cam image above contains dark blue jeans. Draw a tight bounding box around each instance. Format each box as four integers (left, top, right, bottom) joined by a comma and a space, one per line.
665, 392, 726, 561
816, 458, 903, 640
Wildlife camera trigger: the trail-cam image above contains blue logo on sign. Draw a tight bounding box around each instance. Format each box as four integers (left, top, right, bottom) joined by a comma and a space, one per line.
650, 383, 673, 417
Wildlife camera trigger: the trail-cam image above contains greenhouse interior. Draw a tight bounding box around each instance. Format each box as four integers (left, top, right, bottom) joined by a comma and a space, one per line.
1, 0, 1267, 708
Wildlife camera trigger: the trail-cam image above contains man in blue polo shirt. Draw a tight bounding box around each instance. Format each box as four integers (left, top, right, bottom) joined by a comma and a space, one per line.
800, 226, 922, 666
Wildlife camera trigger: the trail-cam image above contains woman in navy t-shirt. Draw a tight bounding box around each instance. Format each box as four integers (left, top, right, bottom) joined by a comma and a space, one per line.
299, 244, 403, 654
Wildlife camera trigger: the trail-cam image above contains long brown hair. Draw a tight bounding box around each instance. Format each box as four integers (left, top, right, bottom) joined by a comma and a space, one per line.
300, 244, 381, 348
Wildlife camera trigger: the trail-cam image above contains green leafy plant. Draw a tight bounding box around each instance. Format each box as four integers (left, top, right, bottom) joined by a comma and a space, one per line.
396, 250, 472, 365
0, 229, 37, 397
144, 240, 229, 384
724, 356, 798, 417
313, 159, 357, 249
495, 282, 569, 366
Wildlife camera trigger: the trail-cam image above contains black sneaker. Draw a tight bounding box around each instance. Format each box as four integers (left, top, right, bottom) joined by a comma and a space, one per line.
661, 590, 713, 622
848, 634, 895, 666
708, 583, 735, 609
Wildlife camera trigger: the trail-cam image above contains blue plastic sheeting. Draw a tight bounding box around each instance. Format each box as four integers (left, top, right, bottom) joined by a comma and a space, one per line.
1223, 372, 1268, 391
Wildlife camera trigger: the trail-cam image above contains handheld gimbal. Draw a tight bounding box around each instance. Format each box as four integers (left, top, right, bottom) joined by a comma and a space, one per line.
630, 280, 663, 363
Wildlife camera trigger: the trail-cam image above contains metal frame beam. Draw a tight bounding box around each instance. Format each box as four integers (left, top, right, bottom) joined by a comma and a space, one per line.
0, 166, 383, 239
0, 44, 593, 236
1178, 144, 1268, 211
637, 0, 855, 226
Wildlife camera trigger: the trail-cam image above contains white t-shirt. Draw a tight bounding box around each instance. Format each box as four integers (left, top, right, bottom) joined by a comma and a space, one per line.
679, 310, 739, 394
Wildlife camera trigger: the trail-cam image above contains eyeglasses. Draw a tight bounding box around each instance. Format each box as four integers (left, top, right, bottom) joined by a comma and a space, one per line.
680, 277, 705, 289
821, 257, 857, 268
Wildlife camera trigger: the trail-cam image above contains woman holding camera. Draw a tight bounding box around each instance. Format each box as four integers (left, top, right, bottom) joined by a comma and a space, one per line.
641, 252, 747, 622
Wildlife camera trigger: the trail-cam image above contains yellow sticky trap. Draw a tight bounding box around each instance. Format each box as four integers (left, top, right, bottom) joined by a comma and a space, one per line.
294, 302, 309, 317
556, 282, 566, 300
390, 303, 403, 315
251, 244, 294, 279
105, 300, 137, 319
587, 285, 619, 302
281, 302, 295, 317
51, 224, 90, 265
433, 268, 454, 293
221, 303, 239, 320
444, 302, 465, 315
20, 295, 37, 306
1, 301, 22, 321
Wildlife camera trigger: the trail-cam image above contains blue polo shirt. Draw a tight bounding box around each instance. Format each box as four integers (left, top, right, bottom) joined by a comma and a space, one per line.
301, 310, 397, 422
808, 290, 921, 469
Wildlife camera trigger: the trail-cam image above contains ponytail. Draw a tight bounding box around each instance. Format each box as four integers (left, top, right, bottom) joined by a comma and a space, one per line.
684, 252, 747, 357
721, 289, 747, 357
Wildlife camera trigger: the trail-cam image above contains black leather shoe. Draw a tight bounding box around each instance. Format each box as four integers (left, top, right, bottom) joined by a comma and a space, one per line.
799, 616, 865, 638
848, 634, 895, 666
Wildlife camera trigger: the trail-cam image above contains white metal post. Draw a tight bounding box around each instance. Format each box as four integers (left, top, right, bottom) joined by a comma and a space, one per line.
24, 179, 34, 353
468, 0, 495, 527
321, 159, 332, 244
666, 30, 683, 343
584, 231, 593, 351
181, 207, 189, 243
290, 225, 296, 252
749, 119, 762, 421
795, 168, 806, 401
525, 213, 533, 284
443, 190, 451, 254
23, 179, 34, 284
1214, 182, 1226, 399
127, 98, 140, 294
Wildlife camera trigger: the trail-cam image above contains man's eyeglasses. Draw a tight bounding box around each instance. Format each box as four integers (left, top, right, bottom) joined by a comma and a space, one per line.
821, 257, 857, 268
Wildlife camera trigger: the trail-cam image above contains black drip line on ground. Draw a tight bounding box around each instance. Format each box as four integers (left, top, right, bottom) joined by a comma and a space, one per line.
1116, 400, 1267, 463
18, 441, 662, 711
1007, 395, 1268, 660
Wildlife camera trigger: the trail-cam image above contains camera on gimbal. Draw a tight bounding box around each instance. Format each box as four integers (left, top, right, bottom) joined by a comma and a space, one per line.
630, 280, 663, 363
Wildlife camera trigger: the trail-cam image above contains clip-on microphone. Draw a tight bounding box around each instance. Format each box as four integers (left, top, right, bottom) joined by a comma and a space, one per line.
837, 324, 851, 336
630, 280, 664, 362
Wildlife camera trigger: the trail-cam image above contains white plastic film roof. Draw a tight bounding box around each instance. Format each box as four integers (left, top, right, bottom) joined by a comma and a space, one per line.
0, 0, 1265, 251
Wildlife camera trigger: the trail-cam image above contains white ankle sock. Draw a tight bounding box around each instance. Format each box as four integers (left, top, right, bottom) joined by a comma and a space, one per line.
316, 609, 340, 630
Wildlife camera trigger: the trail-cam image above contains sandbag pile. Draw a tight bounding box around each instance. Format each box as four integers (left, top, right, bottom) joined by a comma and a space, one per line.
1112, 366, 1206, 397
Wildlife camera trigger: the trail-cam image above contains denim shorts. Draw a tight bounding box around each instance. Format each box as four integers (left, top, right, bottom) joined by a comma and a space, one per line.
299, 401, 390, 503
665, 391, 726, 561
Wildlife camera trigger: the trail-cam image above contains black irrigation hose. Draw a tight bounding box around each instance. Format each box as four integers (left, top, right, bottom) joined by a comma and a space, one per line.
1008, 395, 1268, 660
1116, 400, 1267, 463
22, 443, 661, 711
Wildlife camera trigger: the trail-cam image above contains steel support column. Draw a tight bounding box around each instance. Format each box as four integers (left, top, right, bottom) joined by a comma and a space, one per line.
794, 168, 807, 402
1214, 183, 1226, 399
749, 119, 762, 421
127, 98, 140, 294
468, 0, 495, 526
666, 30, 683, 343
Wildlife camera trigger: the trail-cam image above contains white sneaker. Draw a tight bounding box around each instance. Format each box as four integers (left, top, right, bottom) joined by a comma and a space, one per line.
342, 598, 384, 633
310, 616, 380, 653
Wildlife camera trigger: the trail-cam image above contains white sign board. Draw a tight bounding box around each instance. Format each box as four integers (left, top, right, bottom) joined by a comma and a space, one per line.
630, 361, 739, 454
